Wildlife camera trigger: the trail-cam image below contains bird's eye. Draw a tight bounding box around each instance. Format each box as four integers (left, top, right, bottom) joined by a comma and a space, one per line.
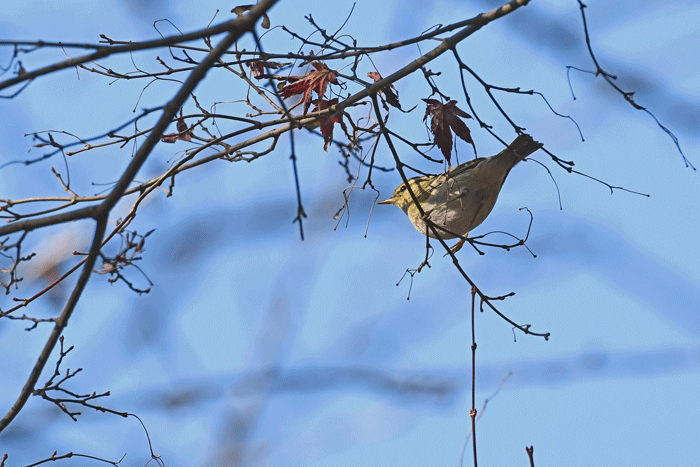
400, 185, 407, 192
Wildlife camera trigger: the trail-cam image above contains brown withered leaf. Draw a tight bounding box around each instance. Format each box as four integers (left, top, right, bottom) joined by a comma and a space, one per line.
367, 71, 403, 111
311, 98, 343, 151
280, 61, 339, 115
422, 99, 475, 165
247, 60, 290, 79
161, 109, 193, 143
231, 4, 271, 28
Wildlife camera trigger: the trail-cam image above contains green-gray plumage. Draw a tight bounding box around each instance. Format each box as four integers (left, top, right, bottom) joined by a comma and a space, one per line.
380, 134, 542, 241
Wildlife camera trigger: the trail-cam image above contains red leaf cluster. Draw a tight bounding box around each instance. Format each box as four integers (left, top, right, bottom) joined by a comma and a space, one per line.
422, 99, 475, 165
279, 61, 339, 115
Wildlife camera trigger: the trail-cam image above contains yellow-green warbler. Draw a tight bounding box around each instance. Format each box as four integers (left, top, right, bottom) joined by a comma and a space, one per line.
379, 134, 542, 251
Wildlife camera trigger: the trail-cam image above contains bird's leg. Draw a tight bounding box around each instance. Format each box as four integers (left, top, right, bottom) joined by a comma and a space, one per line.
444, 234, 468, 256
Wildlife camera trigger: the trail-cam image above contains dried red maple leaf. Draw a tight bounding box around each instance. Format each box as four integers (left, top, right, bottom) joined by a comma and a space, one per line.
312, 98, 342, 151
280, 61, 338, 115
422, 99, 475, 165
161, 109, 192, 143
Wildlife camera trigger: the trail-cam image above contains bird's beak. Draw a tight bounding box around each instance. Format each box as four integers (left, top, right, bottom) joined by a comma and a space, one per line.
378, 198, 393, 205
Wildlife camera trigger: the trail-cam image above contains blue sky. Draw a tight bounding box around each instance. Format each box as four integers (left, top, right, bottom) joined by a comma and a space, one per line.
2, 1, 700, 466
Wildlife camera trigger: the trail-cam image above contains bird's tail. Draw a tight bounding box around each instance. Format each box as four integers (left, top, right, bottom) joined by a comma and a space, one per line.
500, 133, 543, 164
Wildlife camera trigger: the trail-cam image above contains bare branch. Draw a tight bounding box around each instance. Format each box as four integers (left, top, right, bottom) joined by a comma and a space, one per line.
0, 0, 279, 434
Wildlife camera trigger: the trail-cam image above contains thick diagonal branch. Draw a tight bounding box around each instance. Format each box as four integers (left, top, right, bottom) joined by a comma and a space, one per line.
0, 0, 279, 434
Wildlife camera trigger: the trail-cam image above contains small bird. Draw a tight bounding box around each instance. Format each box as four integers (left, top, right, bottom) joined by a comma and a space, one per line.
379, 134, 542, 251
